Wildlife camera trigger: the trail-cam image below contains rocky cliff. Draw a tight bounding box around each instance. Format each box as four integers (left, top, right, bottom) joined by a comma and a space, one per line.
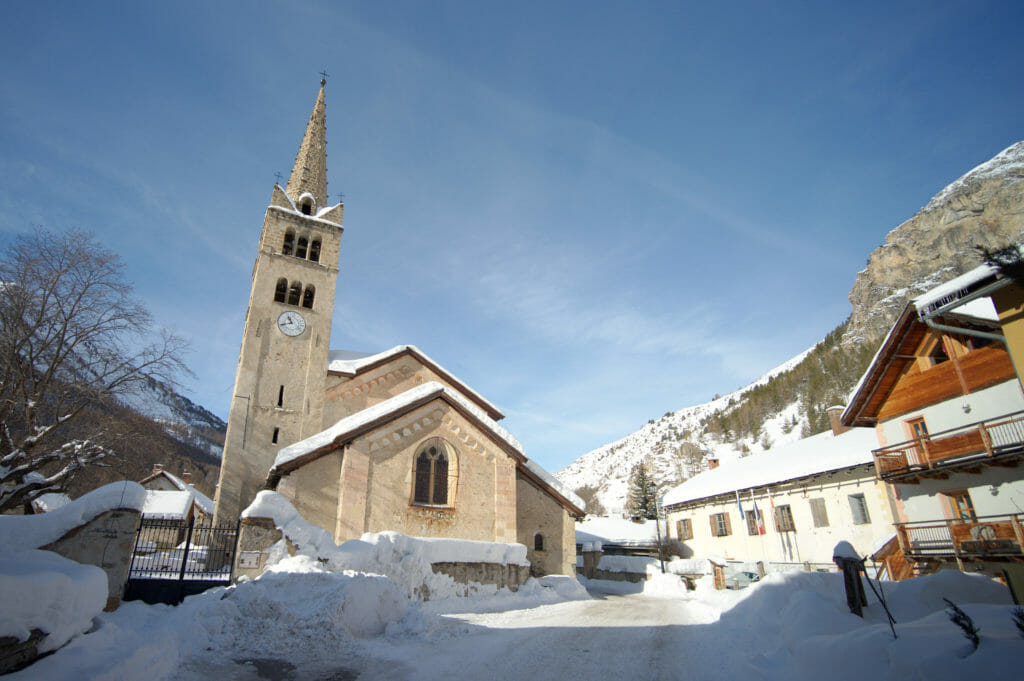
843, 141, 1024, 345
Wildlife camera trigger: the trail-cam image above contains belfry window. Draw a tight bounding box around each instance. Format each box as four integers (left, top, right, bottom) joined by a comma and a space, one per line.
413, 441, 450, 506
296, 237, 308, 259
274, 278, 288, 303
283, 231, 295, 256
288, 281, 302, 306
309, 239, 321, 263
302, 285, 315, 309
300, 199, 313, 215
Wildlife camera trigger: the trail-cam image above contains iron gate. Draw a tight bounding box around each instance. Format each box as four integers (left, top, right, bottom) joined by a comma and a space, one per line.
123, 515, 239, 605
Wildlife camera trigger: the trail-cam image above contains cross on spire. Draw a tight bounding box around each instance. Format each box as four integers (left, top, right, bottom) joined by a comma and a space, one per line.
274, 172, 283, 186
319, 69, 329, 85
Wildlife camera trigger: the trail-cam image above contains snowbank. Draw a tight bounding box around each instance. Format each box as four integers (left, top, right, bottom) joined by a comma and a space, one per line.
0, 481, 146, 551
244, 491, 529, 600
0, 549, 107, 654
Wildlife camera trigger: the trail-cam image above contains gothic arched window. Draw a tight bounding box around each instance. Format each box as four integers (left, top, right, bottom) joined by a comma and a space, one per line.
413, 440, 451, 506
309, 238, 321, 263
282, 231, 295, 256
287, 281, 302, 306
296, 237, 308, 259
274, 278, 288, 303
302, 284, 315, 309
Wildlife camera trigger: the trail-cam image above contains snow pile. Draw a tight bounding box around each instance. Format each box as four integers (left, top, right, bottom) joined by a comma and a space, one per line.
685, 569, 1017, 677
243, 491, 529, 600
141, 490, 193, 520
0, 549, 108, 655
0, 481, 146, 551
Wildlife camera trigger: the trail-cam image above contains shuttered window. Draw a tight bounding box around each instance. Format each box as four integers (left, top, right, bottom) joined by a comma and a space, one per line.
774, 504, 795, 532
710, 512, 731, 537
677, 518, 693, 540
809, 498, 829, 527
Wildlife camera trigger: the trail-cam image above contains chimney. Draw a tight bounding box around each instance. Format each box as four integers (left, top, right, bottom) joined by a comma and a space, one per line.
707, 458, 720, 470
151, 463, 163, 476
827, 406, 850, 436
181, 470, 192, 484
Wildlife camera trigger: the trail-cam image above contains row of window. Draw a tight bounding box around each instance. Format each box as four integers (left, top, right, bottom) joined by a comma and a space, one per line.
274, 278, 315, 308
282, 230, 322, 262
682, 493, 872, 540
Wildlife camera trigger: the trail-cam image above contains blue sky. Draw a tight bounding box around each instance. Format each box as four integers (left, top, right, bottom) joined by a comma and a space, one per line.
1, 1, 1022, 474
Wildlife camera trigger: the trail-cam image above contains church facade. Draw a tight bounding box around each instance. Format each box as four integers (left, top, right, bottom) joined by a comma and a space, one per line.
213, 82, 583, 577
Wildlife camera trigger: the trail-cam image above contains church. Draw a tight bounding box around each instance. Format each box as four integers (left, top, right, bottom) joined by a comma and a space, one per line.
212, 81, 584, 577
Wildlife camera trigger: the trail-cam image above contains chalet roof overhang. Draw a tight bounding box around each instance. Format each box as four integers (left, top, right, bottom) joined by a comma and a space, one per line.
327, 345, 504, 421
267, 384, 583, 518
841, 302, 1005, 428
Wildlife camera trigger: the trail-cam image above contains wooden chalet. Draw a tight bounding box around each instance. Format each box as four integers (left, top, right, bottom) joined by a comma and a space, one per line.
842, 268, 1024, 578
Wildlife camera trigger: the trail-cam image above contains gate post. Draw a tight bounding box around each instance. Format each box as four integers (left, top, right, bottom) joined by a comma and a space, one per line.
176, 514, 196, 603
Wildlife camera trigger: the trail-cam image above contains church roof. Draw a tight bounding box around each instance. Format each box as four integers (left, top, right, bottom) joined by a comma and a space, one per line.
269, 381, 584, 515
327, 345, 504, 421
284, 81, 328, 208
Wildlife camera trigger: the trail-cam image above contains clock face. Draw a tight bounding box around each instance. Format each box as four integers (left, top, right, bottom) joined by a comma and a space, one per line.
277, 311, 306, 337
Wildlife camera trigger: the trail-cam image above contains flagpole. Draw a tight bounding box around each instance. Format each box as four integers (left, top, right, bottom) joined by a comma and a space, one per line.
736, 490, 750, 566
751, 488, 768, 568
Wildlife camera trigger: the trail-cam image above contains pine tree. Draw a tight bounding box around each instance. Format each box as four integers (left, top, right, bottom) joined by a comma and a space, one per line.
627, 461, 659, 520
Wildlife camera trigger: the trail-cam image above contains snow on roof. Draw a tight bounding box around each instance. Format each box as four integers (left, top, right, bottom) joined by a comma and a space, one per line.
142, 490, 194, 520
662, 427, 878, 507
911, 262, 1001, 317
158, 471, 215, 515
271, 382, 583, 511
0, 482, 147, 551
575, 517, 661, 546
326, 345, 502, 418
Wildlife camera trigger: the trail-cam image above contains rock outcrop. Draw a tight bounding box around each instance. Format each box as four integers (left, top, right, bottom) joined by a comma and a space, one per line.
843, 141, 1024, 345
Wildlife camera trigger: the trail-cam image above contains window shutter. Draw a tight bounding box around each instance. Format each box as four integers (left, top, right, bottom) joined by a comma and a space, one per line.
723, 512, 732, 536
709, 514, 717, 536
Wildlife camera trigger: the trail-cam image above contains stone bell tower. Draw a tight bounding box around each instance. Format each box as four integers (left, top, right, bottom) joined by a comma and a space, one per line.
213, 80, 344, 524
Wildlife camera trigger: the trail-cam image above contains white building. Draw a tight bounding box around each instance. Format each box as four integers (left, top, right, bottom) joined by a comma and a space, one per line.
662, 423, 894, 570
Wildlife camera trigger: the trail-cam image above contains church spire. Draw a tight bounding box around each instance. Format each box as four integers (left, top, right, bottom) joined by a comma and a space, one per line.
284, 80, 328, 209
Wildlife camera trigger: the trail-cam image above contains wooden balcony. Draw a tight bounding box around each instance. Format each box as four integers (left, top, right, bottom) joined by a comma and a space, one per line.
895, 514, 1024, 563
872, 411, 1024, 482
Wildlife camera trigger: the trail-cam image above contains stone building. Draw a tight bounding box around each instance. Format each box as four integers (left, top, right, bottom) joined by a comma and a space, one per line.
213, 81, 583, 576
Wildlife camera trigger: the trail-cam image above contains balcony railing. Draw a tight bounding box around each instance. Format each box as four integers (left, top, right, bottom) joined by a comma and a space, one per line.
895, 513, 1024, 560
872, 410, 1024, 480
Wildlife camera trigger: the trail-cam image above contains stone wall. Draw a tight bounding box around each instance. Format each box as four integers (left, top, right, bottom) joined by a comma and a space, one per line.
430, 562, 529, 593
41, 508, 141, 611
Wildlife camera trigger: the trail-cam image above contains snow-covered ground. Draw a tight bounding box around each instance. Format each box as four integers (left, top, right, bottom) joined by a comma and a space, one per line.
10, 562, 1018, 680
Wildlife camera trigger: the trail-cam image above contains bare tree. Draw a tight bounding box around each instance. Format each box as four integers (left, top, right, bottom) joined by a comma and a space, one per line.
0, 229, 188, 512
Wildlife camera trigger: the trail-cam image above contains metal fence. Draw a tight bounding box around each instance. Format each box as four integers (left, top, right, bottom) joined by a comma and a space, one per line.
124, 515, 239, 605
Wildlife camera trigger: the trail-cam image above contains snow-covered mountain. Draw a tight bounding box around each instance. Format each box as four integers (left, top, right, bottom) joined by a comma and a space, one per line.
556, 349, 814, 516
557, 140, 1024, 516
121, 377, 226, 460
